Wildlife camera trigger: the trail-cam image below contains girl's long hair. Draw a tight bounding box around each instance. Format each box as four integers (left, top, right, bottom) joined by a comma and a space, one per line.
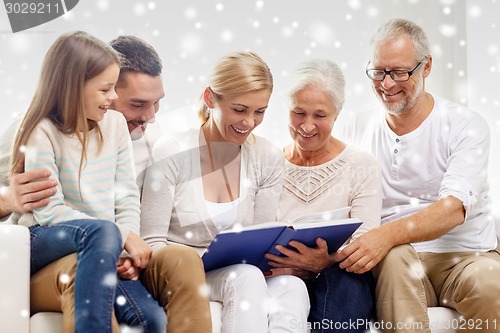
10, 31, 121, 182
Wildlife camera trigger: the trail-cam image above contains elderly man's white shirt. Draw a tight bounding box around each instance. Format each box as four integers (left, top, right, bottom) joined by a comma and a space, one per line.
338, 96, 496, 253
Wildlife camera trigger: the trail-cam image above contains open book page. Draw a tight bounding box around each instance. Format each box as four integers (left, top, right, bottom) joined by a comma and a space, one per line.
219, 221, 287, 233
293, 218, 359, 230
290, 206, 351, 225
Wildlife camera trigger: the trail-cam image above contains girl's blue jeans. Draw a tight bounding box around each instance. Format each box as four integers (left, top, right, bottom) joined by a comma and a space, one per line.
30, 219, 166, 333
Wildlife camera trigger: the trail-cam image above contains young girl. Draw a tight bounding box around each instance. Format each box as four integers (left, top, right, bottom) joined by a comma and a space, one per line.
10, 31, 165, 332
141, 51, 310, 332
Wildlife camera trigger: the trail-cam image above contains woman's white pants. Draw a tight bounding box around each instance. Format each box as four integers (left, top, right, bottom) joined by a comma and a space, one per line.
206, 264, 310, 333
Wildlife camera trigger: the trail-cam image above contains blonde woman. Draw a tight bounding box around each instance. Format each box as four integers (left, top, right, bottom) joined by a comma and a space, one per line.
141, 51, 310, 332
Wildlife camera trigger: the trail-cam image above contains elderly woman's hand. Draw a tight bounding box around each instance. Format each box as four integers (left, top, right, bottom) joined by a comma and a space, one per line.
264, 238, 334, 273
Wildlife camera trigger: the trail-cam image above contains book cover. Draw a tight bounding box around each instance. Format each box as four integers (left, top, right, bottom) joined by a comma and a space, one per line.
202, 207, 361, 272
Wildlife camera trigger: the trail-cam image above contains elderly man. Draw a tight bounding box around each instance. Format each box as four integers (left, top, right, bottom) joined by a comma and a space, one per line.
338, 18, 500, 333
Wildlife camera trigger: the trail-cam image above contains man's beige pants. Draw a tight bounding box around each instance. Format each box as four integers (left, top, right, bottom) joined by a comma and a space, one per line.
372, 244, 500, 333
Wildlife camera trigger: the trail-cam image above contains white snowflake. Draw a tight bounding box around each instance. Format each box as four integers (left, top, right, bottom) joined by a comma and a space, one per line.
133, 3, 146, 16
198, 283, 210, 297
180, 33, 201, 54
469, 5, 482, 18
366, 6, 378, 18
185, 7, 197, 20
282, 26, 294, 38
239, 300, 251, 311
59, 274, 71, 284
348, 0, 362, 10
102, 272, 117, 287
62, 11, 74, 21
439, 24, 457, 37
120, 326, 143, 333
488, 44, 499, 55
220, 30, 233, 42
409, 261, 425, 280
116, 295, 127, 306
20, 309, 29, 318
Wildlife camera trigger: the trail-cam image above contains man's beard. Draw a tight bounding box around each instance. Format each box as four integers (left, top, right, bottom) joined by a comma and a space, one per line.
377, 80, 423, 116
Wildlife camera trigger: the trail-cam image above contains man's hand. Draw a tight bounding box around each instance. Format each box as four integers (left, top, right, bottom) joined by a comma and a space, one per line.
336, 227, 393, 274
123, 232, 152, 269
265, 238, 333, 274
117, 257, 141, 280
1, 154, 56, 217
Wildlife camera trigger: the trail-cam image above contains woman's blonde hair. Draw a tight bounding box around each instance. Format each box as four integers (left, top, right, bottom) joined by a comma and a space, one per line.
10, 31, 121, 180
198, 51, 273, 124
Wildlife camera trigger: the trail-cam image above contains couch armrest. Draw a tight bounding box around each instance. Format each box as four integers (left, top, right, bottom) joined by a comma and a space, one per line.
0, 224, 30, 333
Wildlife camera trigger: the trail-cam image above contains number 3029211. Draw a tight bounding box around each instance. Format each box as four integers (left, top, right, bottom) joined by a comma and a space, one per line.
442, 318, 497, 330
5, 2, 61, 14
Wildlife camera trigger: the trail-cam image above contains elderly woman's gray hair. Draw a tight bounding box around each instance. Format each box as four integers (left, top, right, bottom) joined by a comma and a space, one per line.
286, 58, 345, 113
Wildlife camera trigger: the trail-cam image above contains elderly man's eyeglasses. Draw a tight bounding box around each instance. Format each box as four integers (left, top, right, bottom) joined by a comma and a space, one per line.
365, 60, 424, 82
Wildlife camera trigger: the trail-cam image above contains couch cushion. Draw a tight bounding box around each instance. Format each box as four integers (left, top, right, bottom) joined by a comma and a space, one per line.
0, 225, 30, 333
428, 307, 462, 333
30, 313, 63, 333
30, 302, 224, 333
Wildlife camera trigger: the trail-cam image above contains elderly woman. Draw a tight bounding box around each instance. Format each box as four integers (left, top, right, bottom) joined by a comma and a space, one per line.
266, 59, 381, 333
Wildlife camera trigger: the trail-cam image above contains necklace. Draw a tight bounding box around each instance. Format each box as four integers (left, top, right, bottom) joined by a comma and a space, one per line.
205, 138, 235, 202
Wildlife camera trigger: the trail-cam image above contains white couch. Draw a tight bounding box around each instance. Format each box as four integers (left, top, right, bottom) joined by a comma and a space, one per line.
0, 225, 222, 333
1, 217, 499, 333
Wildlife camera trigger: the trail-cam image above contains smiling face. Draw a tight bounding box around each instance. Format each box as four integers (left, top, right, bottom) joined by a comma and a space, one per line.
370, 35, 430, 115
112, 72, 165, 140
83, 63, 120, 123
205, 88, 271, 145
289, 85, 338, 153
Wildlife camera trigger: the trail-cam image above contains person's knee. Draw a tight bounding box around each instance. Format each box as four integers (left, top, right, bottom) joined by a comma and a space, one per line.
374, 244, 422, 279
274, 275, 309, 302
458, 261, 500, 304
151, 245, 202, 269
84, 219, 122, 253
143, 306, 167, 333
224, 264, 268, 293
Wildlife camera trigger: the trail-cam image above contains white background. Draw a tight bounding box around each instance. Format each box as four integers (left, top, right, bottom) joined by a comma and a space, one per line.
1, 0, 499, 207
